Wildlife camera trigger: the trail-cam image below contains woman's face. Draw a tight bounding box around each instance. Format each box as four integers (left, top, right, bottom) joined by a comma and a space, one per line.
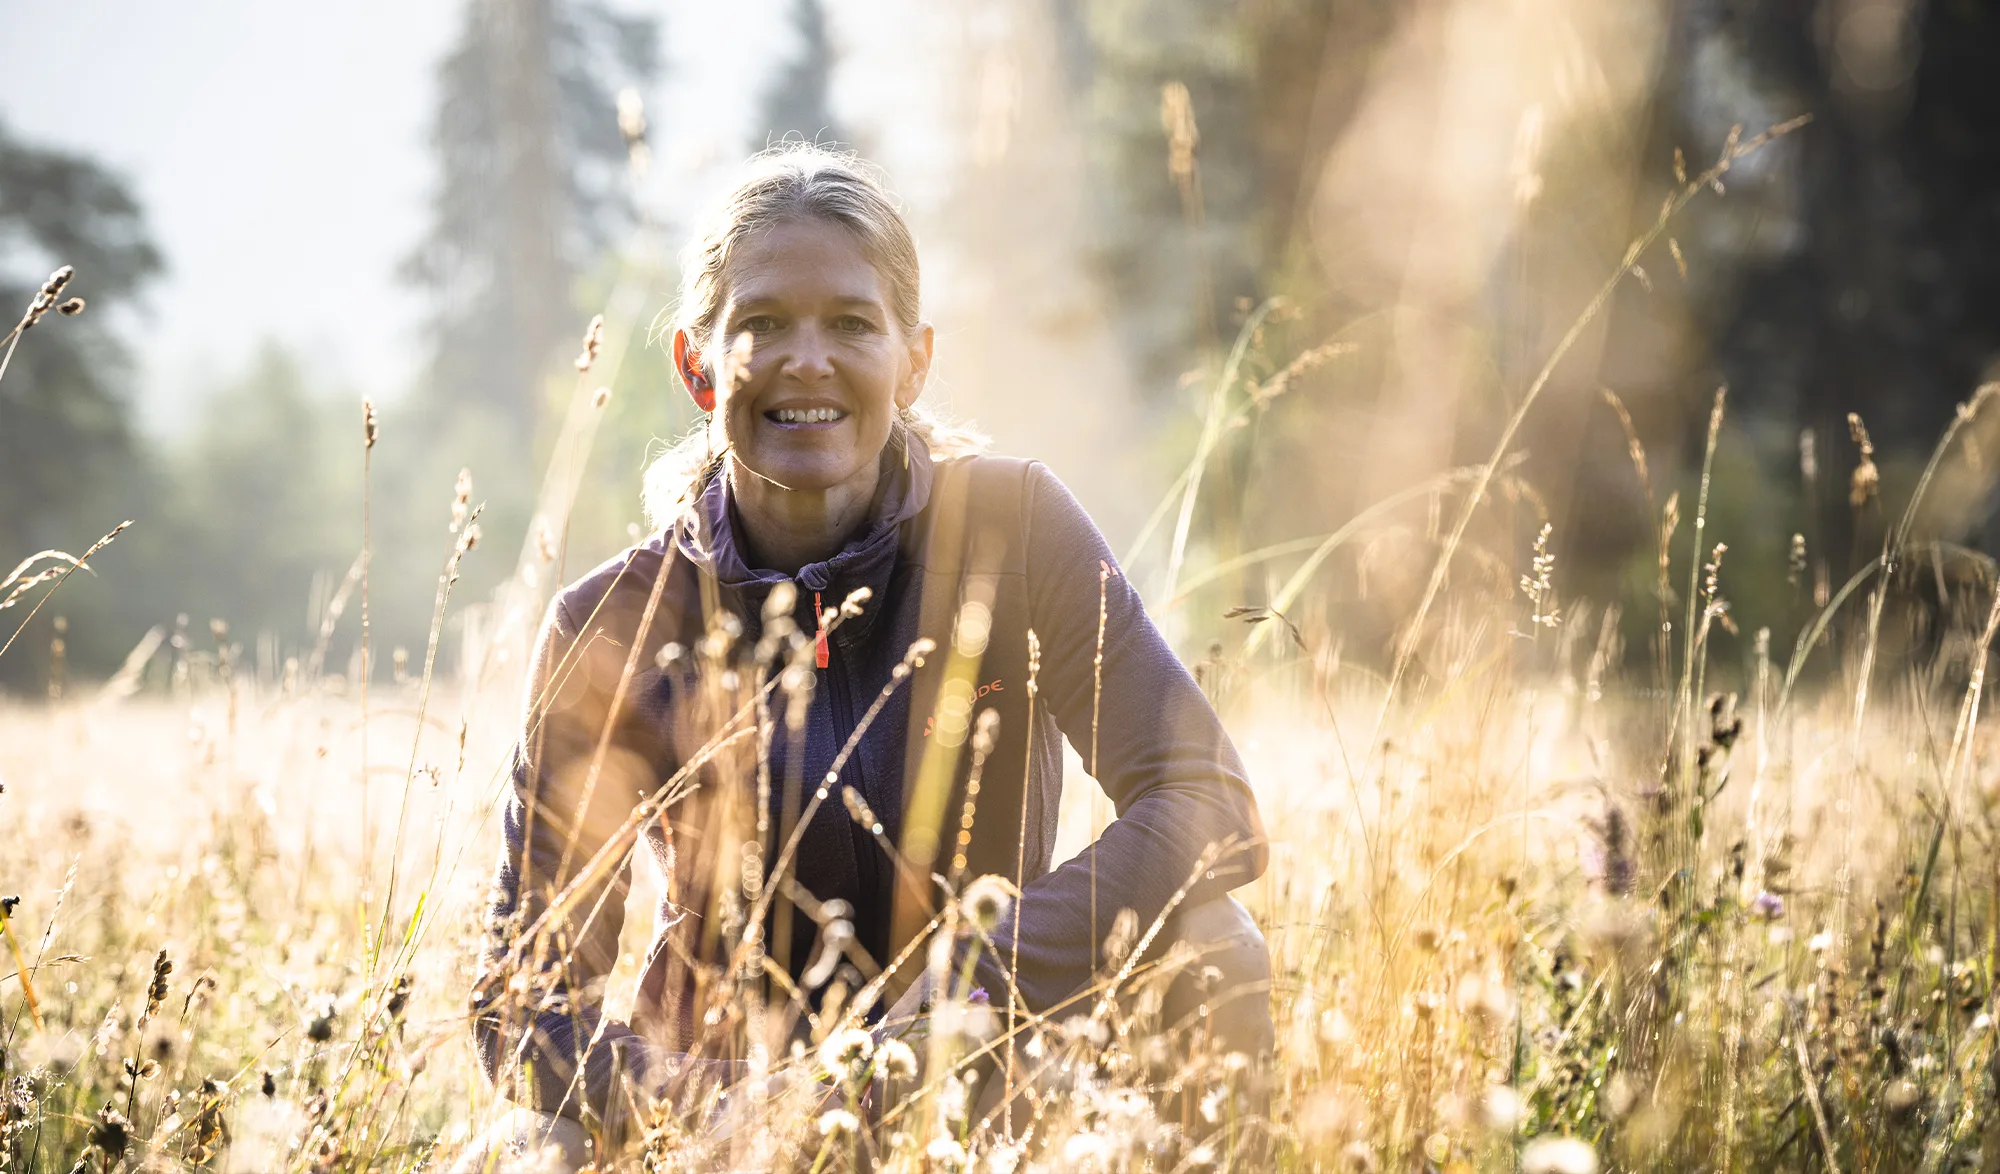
692, 217, 932, 497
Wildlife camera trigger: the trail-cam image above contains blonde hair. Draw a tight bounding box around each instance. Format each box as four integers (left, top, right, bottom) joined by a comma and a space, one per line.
642, 144, 984, 528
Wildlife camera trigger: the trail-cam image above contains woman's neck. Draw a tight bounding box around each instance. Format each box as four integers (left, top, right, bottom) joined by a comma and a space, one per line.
727, 457, 882, 575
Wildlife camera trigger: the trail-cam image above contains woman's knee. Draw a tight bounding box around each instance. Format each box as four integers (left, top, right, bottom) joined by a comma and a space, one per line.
1159, 894, 1274, 1059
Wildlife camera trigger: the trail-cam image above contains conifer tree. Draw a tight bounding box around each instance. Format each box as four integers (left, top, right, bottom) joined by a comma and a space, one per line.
402, 0, 656, 437
755, 0, 843, 149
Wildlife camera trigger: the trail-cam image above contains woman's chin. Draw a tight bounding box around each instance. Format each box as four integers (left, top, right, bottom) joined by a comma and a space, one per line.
733, 452, 866, 496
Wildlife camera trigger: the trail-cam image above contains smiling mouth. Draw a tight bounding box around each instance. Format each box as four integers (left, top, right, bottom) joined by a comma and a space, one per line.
767, 408, 849, 424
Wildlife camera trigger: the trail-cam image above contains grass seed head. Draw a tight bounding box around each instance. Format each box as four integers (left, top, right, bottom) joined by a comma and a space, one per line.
1522, 1136, 1599, 1174
817, 1026, 873, 1085
575, 313, 604, 371
961, 874, 1016, 933
144, 949, 172, 1018
877, 1036, 917, 1080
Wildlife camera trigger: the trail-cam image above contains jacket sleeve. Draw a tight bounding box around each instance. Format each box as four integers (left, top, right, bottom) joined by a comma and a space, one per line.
977, 464, 1269, 1011
471, 593, 676, 1121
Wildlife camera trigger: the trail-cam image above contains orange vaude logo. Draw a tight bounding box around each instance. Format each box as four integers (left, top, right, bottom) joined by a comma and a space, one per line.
922, 680, 1004, 738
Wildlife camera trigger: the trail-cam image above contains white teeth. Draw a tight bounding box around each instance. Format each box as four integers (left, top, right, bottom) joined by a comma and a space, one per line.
773, 408, 846, 424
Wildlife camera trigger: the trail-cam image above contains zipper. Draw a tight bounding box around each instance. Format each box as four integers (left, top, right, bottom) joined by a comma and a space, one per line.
814, 589, 829, 669
811, 582, 878, 905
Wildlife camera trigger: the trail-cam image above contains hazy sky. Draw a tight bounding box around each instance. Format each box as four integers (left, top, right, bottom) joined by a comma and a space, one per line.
0, 0, 793, 433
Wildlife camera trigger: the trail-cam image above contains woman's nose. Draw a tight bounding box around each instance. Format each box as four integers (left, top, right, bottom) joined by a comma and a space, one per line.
777, 324, 838, 382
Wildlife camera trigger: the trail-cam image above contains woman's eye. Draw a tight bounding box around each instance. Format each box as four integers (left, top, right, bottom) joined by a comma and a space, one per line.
739, 315, 781, 334
834, 315, 875, 334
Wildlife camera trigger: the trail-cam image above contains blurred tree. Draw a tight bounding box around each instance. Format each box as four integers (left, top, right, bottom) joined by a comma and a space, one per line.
402, 0, 657, 437
1054, 0, 1264, 393
166, 345, 357, 643
0, 116, 161, 561
0, 118, 164, 691
1647, 0, 2000, 561
1052, 0, 1365, 395
754, 0, 845, 149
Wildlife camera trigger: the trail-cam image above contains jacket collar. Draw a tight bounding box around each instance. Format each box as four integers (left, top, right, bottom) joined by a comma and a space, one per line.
674, 430, 936, 596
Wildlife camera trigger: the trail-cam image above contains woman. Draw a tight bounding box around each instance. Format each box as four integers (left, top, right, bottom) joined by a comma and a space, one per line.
464, 146, 1270, 1170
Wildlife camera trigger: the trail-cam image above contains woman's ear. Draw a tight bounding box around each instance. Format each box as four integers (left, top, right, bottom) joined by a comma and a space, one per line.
672, 329, 715, 413
896, 322, 936, 410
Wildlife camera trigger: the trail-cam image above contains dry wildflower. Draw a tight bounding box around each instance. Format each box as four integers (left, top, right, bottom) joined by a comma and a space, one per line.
362, 397, 378, 449
1849, 412, 1879, 507
1521, 1136, 1599, 1174
924, 1135, 968, 1171
877, 1037, 917, 1080
189, 1078, 229, 1162
57, 296, 85, 316
817, 1107, 860, 1141
592, 385, 611, 408
122, 1057, 159, 1081
1674, 146, 1688, 184
961, 874, 1017, 933
817, 1026, 873, 1084
88, 1107, 130, 1163
1670, 237, 1687, 278
575, 313, 605, 372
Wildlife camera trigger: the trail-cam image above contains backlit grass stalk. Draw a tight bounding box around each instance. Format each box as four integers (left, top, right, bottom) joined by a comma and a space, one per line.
1376, 116, 1811, 747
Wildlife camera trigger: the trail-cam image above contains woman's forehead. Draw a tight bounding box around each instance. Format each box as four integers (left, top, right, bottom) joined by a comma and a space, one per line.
723, 217, 886, 308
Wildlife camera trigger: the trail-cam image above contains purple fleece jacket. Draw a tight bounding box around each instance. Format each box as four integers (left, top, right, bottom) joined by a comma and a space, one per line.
472, 436, 1268, 1119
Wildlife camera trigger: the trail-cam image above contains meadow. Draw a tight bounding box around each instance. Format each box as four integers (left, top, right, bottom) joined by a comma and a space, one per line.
9, 122, 2000, 1173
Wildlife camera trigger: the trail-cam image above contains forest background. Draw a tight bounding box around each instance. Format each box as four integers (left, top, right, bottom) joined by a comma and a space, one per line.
3, 0, 1996, 698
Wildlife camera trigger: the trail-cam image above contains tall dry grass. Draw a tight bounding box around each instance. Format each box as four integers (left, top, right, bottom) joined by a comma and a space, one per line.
9, 115, 2000, 1173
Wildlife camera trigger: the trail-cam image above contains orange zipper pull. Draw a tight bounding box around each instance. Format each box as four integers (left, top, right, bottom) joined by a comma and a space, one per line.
814, 589, 829, 668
